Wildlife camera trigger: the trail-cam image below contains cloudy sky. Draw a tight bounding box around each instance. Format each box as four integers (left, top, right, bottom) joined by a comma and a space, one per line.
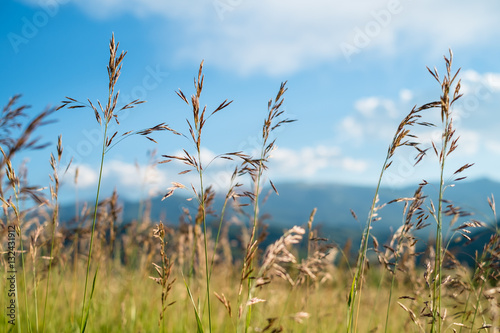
1, 0, 500, 202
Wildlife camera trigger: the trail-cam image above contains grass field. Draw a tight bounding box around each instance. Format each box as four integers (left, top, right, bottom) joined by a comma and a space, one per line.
1, 35, 499, 332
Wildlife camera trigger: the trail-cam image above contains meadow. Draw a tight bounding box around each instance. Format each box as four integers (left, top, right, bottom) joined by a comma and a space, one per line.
1, 34, 499, 332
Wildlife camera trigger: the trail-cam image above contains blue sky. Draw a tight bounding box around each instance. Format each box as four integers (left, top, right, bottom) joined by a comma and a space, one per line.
1, 0, 500, 202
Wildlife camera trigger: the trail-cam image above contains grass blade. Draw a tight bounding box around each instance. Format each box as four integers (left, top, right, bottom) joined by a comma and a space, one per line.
183, 275, 204, 333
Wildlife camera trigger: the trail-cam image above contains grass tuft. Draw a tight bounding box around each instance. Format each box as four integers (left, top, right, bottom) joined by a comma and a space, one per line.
1, 42, 499, 333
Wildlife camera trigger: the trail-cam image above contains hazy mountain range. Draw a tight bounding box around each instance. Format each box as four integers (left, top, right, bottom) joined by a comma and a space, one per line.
58, 178, 499, 252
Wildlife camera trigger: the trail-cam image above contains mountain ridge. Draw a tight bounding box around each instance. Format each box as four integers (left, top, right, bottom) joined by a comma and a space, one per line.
57, 178, 499, 246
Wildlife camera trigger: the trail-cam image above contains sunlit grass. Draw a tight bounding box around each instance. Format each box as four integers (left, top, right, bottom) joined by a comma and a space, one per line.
1, 36, 499, 333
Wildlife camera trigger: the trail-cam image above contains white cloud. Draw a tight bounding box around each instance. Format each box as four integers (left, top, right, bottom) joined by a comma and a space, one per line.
22, 0, 500, 76
269, 145, 368, 180
340, 116, 364, 141
341, 157, 368, 173
64, 160, 168, 198
88, 152, 243, 198
335, 74, 500, 186
486, 140, 500, 154
340, 93, 413, 145
103, 160, 168, 196
66, 164, 98, 188
417, 129, 441, 147
458, 129, 480, 156
399, 89, 413, 103
354, 96, 399, 119
354, 97, 379, 117
459, 70, 500, 95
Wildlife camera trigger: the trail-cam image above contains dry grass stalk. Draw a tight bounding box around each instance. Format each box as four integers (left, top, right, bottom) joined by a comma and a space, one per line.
422, 50, 463, 333
42, 134, 68, 331
4, 36, 500, 333
214, 291, 232, 318
160, 60, 246, 333
238, 226, 305, 332
150, 223, 176, 328
0, 94, 55, 331
234, 82, 295, 332
58, 33, 168, 332
461, 195, 500, 331
348, 82, 435, 332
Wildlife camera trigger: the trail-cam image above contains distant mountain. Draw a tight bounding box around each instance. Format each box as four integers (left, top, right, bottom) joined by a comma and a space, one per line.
58, 178, 499, 249
250, 178, 499, 246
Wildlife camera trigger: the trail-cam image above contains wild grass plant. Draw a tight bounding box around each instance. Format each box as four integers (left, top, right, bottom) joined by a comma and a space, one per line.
426, 51, 465, 333
346, 89, 435, 332
58, 33, 169, 332
0, 94, 56, 333
1, 36, 499, 333
160, 59, 251, 332
236, 81, 296, 333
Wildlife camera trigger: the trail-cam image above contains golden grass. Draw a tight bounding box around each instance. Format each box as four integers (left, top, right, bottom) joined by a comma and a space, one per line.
1, 36, 499, 333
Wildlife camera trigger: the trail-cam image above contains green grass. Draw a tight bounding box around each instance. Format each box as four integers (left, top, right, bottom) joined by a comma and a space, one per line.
0, 260, 430, 332
1, 37, 499, 333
